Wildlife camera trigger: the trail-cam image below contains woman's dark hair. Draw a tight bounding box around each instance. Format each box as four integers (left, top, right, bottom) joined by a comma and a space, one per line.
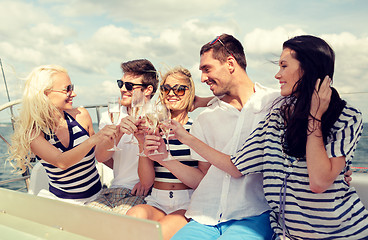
280, 35, 346, 158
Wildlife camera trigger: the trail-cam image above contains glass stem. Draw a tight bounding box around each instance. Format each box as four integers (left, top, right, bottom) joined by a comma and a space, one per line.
166, 135, 171, 156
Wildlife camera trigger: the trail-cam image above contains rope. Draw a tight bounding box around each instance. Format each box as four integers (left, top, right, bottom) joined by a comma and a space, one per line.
351, 166, 368, 173
0, 133, 10, 146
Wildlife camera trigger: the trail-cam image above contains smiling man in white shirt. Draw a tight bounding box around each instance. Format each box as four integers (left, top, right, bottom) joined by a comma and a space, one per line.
171, 34, 279, 240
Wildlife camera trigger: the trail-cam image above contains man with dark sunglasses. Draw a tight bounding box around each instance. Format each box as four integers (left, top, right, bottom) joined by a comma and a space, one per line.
88, 59, 158, 214
171, 34, 280, 239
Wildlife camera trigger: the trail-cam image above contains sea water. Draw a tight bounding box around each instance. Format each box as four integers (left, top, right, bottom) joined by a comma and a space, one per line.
1, 123, 368, 191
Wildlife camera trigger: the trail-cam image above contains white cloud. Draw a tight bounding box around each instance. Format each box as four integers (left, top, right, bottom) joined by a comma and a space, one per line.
1, 0, 367, 122
30, 23, 73, 43
0, 1, 75, 69
159, 29, 181, 48
0, 1, 50, 33
50, 0, 230, 27
320, 32, 368, 94
244, 26, 306, 54
238, 26, 368, 101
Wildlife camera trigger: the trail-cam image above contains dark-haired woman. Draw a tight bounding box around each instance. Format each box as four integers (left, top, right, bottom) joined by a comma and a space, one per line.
160, 35, 368, 239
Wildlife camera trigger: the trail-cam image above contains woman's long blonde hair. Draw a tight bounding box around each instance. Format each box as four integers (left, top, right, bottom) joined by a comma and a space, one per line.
159, 66, 195, 113
8, 65, 68, 173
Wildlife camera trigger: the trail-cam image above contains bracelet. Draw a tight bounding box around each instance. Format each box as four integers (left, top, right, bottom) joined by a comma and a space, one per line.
309, 117, 321, 122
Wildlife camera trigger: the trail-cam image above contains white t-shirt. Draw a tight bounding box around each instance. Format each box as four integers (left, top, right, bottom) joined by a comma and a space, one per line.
186, 82, 281, 225
99, 106, 139, 190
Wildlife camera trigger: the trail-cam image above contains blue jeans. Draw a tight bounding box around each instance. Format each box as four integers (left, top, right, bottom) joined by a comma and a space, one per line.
171, 211, 273, 240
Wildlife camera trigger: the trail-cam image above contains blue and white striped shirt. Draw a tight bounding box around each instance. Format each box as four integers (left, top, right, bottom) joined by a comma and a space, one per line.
38, 112, 101, 199
154, 119, 199, 183
232, 104, 368, 239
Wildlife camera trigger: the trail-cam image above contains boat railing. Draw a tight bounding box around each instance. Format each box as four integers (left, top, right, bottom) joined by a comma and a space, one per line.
0, 176, 30, 186
1, 99, 368, 189
81, 104, 108, 125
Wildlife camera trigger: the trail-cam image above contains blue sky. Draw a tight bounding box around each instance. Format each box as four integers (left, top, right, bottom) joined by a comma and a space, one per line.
0, 0, 367, 122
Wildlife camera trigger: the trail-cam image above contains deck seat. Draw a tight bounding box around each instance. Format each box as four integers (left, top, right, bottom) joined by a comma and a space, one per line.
28, 161, 114, 195
350, 171, 368, 209
28, 162, 48, 195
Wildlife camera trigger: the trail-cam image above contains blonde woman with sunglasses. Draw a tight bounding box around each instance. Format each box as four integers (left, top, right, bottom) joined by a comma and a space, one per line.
8, 65, 117, 205
126, 66, 211, 240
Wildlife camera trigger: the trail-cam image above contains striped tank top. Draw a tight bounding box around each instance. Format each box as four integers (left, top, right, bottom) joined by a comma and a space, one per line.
154, 119, 198, 183
37, 111, 101, 199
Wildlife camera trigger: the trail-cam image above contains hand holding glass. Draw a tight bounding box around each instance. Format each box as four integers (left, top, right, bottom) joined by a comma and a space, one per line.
125, 90, 145, 144
156, 101, 174, 161
143, 101, 164, 156
107, 97, 121, 151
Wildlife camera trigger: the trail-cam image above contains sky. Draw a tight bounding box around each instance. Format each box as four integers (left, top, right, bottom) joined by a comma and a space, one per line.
0, 0, 367, 123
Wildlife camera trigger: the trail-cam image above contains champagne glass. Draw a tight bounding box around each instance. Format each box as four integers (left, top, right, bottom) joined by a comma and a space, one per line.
107, 97, 122, 151
125, 89, 145, 144
143, 101, 164, 156
137, 101, 152, 157
156, 101, 174, 161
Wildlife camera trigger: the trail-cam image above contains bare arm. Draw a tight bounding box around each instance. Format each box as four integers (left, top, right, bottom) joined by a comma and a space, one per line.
95, 115, 139, 162
344, 170, 352, 185
190, 96, 214, 111
174, 130, 242, 178
31, 112, 116, 170
143, 133, 210, 189
145, 121, 242, 178
94, 123, 125, 162
306, 120, 345, 193
159, 160, 210, 189
307, 76, 345, 193
31, 134, 95, 170
137, 143, 155, 189
103, 158, 114, 169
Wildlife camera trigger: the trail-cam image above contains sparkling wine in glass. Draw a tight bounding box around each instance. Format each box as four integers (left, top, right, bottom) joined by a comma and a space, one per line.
156, 101, 174, 161
107, 97, 121, 151
137, 100, 153, 157
125, 89, 145, 144
141, 101, 163, 156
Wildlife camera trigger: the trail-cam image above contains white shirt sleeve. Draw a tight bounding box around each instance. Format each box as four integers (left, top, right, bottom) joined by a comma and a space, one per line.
189, 119, 208, 162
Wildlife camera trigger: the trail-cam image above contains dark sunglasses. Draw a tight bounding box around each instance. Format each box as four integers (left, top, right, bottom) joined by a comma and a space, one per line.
117, 80, 148, 91
50, 84, 74, 97
210, 36, 236, 60
160, 84, 189, 97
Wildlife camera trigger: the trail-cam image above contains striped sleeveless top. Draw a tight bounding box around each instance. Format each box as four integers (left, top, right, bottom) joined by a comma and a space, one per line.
232, 105, 368, 239
37, 111, 102, 199
154, 119, 199, 183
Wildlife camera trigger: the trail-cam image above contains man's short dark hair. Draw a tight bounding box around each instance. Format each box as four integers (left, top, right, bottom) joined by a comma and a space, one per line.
200, 34, 247, 71
121, 59, 158, 97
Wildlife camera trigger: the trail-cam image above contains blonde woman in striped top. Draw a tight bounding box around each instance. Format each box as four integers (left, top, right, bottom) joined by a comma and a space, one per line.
8, 65, 117, 204
127, 66, 210, 240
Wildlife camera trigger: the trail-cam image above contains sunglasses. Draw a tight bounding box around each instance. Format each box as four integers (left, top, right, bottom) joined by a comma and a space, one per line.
50, 84, 74, 97
117, 80, 148, 91
160, 84, 189, 97
210, 36, 236, 60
